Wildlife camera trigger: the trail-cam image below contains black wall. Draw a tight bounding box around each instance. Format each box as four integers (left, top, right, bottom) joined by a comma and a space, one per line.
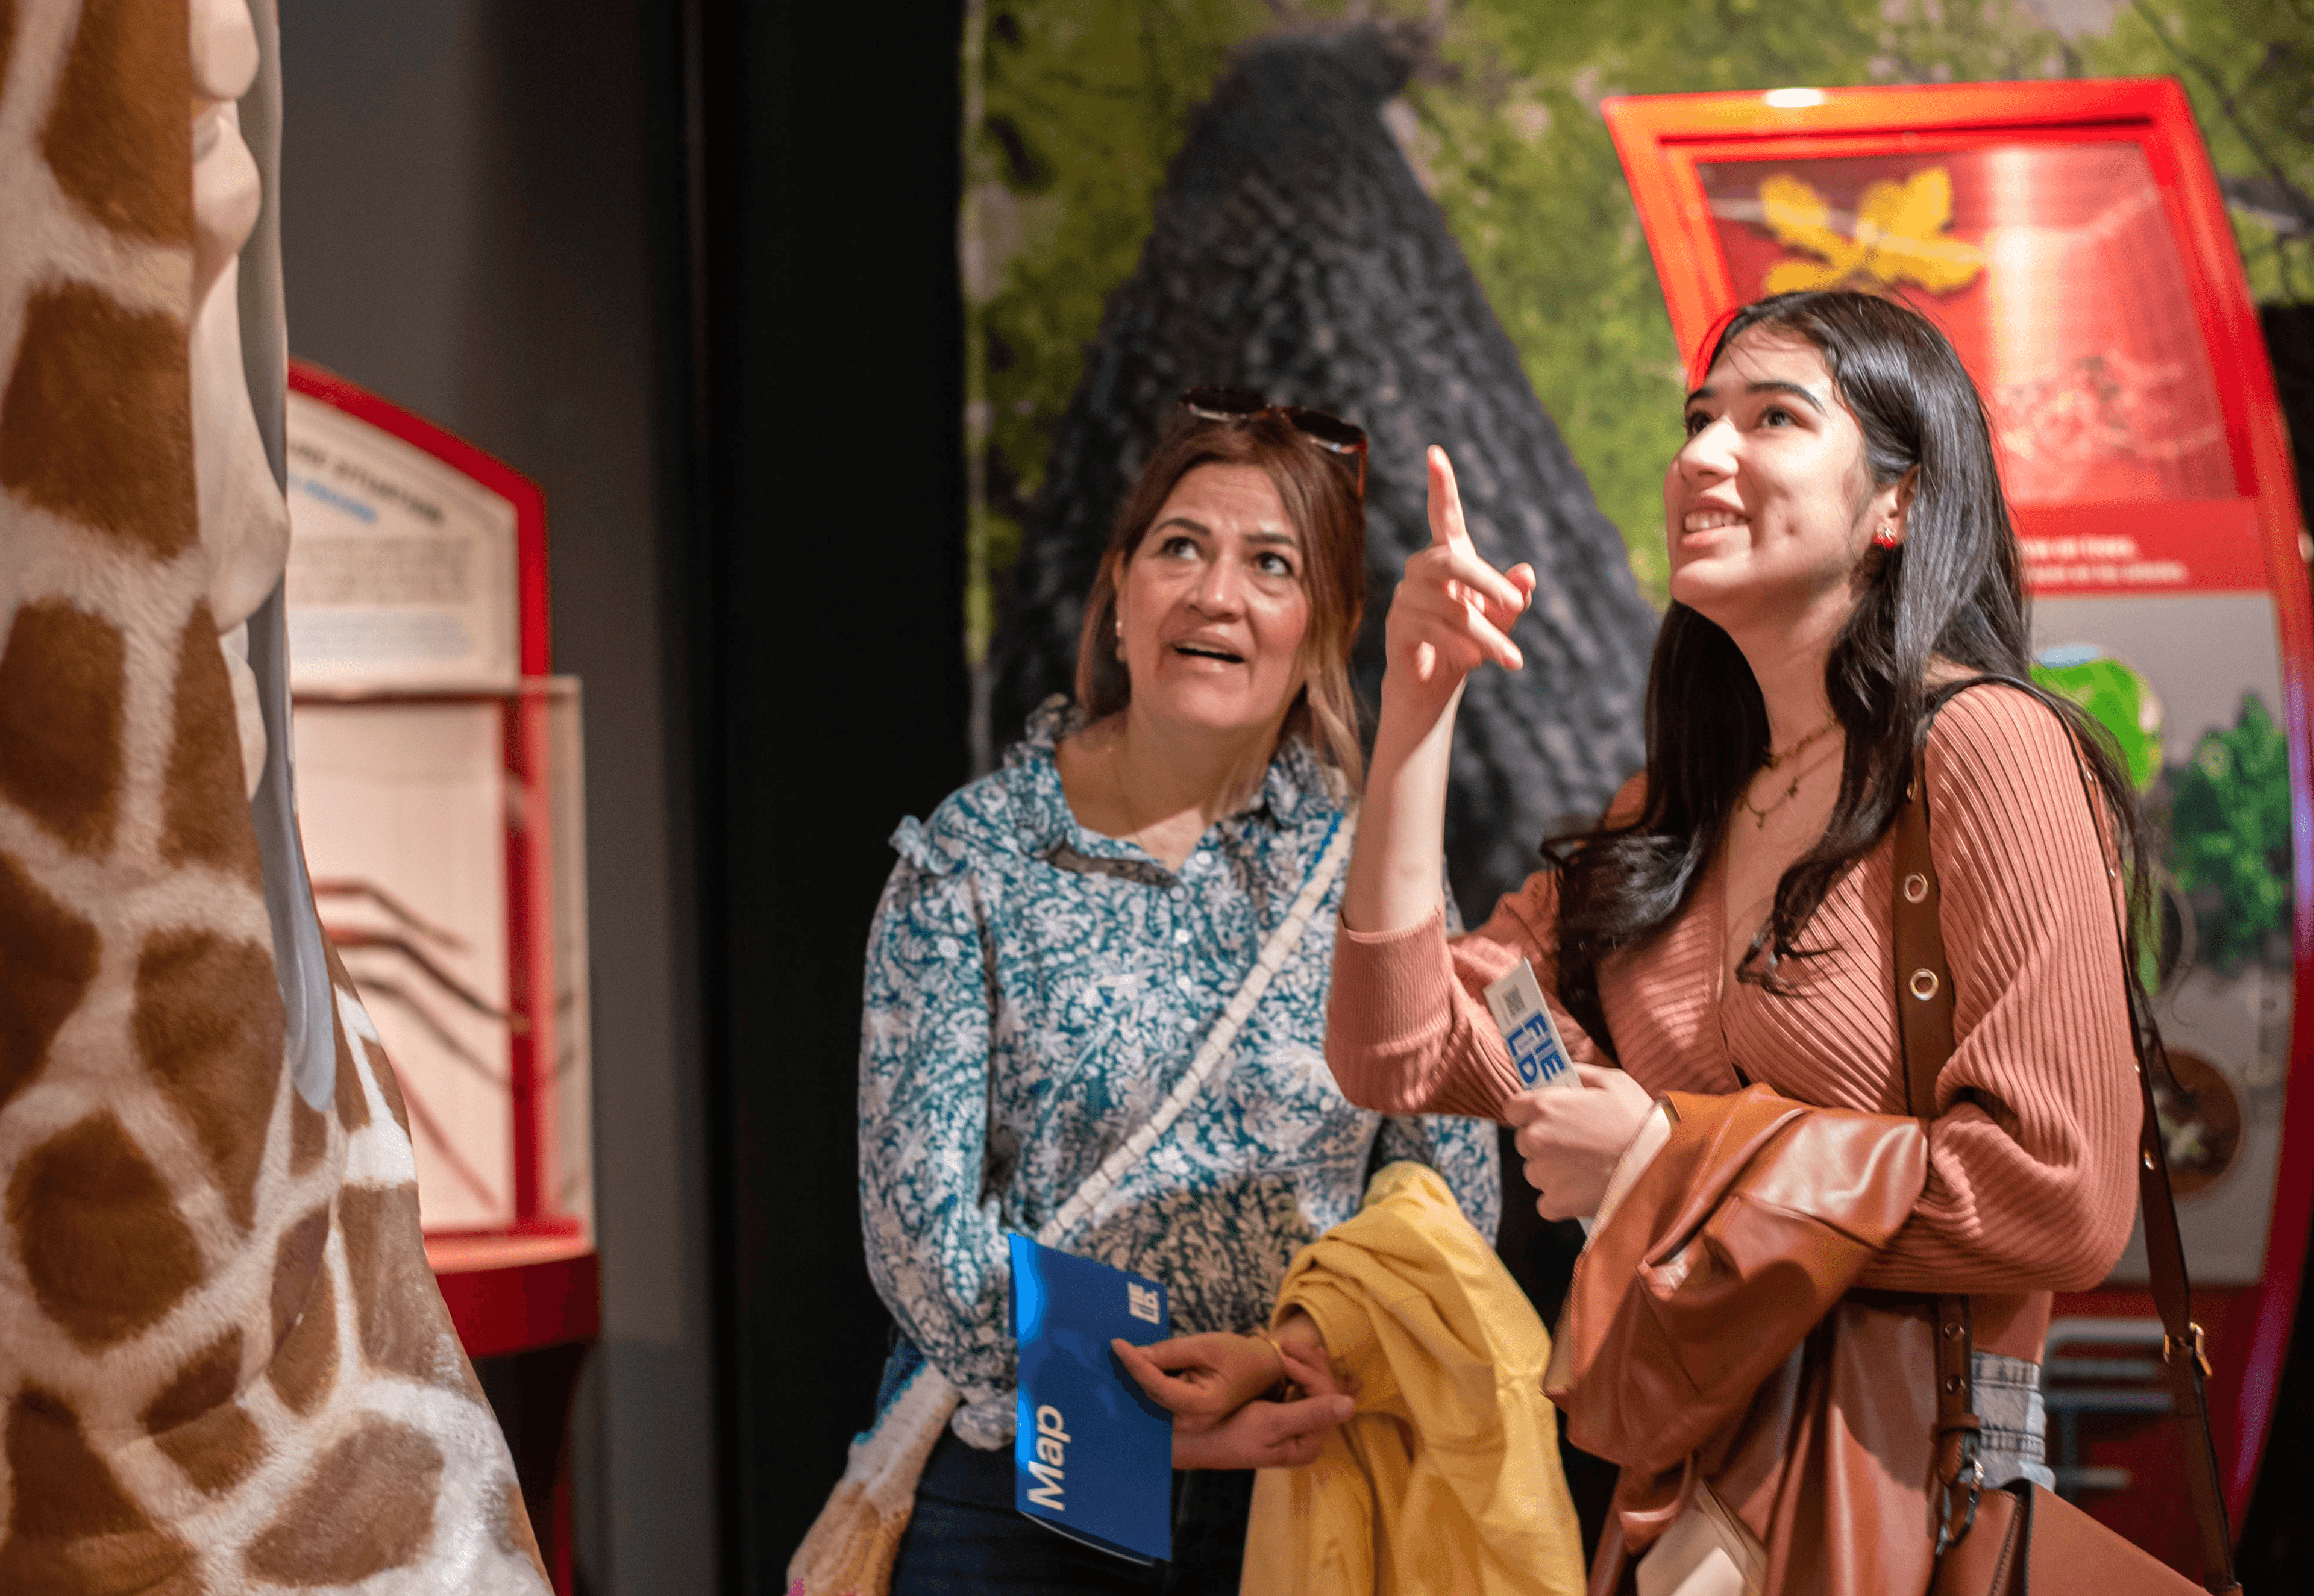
284, 4, 970, 1587
694, 4, 970, 1589
2235, 303, 2314, 1588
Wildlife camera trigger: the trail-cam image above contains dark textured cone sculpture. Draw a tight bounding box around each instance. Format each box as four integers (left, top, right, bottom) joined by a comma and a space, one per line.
989, 22, 1659, 915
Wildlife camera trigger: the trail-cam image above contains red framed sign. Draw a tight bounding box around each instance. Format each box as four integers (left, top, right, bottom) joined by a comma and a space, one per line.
1606, 80, 2312, 1566
283, 361, 551, 685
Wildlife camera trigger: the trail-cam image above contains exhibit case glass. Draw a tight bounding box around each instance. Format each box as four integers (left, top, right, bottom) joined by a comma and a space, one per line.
290, 681, 592, 1247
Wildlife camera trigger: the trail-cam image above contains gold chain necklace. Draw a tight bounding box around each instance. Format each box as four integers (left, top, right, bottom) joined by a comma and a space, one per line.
1739, 715, 1840, 830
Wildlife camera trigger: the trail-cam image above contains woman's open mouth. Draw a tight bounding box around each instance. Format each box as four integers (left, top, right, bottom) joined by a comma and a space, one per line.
1171, 640, 1245, 664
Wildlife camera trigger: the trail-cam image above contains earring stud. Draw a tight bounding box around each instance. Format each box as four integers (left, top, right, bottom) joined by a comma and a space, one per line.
1873, 525, 1900, 549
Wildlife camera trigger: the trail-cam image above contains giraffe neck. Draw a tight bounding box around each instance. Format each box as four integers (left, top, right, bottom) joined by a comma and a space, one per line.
1, 4, 547, 1587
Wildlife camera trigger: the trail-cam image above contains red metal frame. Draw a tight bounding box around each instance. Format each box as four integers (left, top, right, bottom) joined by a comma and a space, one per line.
1604, 78, 2314, 1556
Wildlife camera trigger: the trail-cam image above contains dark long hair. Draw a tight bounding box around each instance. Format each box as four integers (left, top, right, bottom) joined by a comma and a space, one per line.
1548, 290, 2155, 1057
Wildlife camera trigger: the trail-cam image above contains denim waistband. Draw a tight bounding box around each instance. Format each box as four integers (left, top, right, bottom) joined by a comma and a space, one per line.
1972, 1349, 2054, 1491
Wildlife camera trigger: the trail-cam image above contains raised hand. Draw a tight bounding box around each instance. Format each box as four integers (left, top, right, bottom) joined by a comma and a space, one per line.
1384, 446, 1537, 724
1341, 445, 1540, 934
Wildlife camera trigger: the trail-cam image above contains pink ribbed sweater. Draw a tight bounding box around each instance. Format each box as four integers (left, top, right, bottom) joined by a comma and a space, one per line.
1328, 686, 2141, 1359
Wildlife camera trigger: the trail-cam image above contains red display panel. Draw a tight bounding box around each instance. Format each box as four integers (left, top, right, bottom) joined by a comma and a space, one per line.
1606, 79, 2311, 1569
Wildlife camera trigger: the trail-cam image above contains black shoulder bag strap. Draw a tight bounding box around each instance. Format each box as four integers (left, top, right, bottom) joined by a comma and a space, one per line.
1893, 745, 2240, 1592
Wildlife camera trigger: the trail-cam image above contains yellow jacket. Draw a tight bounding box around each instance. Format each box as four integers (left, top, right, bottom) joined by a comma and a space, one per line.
1241, 1162, 1587, 1596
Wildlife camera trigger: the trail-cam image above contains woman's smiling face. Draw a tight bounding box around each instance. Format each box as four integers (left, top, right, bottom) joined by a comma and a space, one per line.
1115, 463, 1311, 741
1665, 328, 1892, 630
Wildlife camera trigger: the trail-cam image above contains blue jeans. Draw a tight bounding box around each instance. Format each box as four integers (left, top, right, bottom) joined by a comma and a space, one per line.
877, 1344, 1252, 1595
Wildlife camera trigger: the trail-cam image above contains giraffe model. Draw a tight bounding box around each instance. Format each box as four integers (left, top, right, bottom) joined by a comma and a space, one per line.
0, 0, 554, 1589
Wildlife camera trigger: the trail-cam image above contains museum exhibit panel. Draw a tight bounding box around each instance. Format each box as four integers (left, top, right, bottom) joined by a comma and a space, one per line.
281, 363, 600, 1592
1608, 77, 2312, 1570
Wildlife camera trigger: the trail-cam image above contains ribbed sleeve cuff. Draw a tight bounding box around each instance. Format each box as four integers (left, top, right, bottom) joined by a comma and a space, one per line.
1327, 907, 1521, 1119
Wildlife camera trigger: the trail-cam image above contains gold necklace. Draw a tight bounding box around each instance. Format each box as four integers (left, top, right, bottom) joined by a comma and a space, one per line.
1739, 715, 1840, 830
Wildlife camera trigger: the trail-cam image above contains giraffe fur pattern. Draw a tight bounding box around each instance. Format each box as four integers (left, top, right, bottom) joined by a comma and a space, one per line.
0, 0, 554, 1589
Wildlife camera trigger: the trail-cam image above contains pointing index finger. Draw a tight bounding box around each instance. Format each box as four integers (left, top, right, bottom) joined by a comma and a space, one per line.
1428, 446, 1472, 550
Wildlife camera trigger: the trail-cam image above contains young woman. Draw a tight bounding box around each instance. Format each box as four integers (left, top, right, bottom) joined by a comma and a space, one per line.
1327, 290, 2145, 1572
858, 393, 1499, 1594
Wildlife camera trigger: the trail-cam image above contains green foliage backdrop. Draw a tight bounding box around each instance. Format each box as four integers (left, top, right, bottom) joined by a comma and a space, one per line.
2172, 692, 2297, 971
961, 0, 2312, 637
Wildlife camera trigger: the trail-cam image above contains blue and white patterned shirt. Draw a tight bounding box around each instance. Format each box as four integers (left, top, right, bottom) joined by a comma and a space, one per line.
859, 699, 1500, 1447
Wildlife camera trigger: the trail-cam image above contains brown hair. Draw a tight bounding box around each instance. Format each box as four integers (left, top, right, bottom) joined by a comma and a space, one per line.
1073, 411, 1367, 789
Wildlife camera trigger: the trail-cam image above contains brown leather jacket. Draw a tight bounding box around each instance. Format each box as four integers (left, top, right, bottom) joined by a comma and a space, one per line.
1546, 1086, 1946, 1596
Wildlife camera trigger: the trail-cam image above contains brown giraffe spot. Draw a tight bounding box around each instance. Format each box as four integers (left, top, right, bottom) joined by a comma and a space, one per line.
153, 1402, 264, 1501
0, 1386, 201, 1592
134, 928, 283, 1231
497, 1474, 544, 1565
363, 1034, 413, 1138
289, 1083, 328, 1174
0, 851, 99, 1115
267, 1247, 337, 1416
244, 1417, 444, 1585
42, 0, 193, 245
144, 1330, 266, 1496
7, 1113, 201, 1349
331, 1006, 370, 1133
268, 1204, 330, 1347
141, 1328, 241, 1433
158, 606, 262, 880
0, 601, 125, 856
5, 1388, 146, 1533
0, 283, 195, 557
339, 1182, 462, 1386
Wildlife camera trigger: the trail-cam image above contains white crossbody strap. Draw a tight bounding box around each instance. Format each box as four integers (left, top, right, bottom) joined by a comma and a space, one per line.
1038, 805, 1357, 1246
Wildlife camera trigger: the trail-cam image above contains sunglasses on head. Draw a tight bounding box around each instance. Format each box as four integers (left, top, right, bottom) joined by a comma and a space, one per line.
1179, 386, 1369, 499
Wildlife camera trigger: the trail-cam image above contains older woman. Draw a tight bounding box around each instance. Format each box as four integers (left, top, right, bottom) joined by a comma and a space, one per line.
857, 391, 1499, 1594
1328, 291, 2148, 1589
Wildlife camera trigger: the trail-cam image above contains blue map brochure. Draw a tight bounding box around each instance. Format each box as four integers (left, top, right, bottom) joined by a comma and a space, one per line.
1008, 1233, 1174, 1565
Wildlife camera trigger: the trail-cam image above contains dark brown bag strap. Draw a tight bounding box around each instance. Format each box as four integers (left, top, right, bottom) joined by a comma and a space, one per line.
2055, 752, 2245, 1595
1890, 785, 1981, 1558
1892, 762, 2241, 1592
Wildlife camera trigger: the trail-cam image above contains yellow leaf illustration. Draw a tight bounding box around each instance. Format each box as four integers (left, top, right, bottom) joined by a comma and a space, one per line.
1757, 167, 1983, 296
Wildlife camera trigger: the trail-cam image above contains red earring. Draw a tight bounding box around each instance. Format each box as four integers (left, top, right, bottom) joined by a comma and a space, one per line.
1873, 525, 1900, 549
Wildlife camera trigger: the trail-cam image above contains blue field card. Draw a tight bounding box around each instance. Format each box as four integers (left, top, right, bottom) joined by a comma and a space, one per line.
1483, 958, 1578, 1091
1008, 1233, 1173, 1564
